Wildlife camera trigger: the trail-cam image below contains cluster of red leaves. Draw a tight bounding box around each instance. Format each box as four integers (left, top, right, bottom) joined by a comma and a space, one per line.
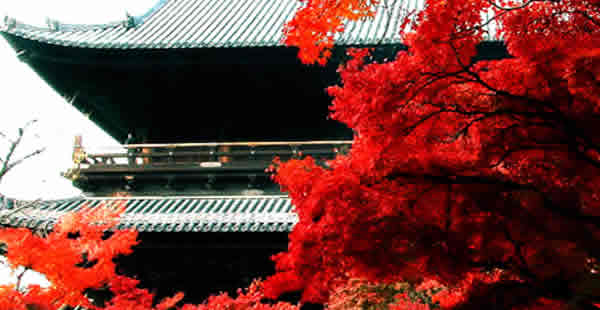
266, 0, 600, 308
0, 202, 141, 309
0, 204, 180, 310
0, 204, 300, 310
102, 275, 184, 310
179, 280, 298, 310
283, 0, 378, 65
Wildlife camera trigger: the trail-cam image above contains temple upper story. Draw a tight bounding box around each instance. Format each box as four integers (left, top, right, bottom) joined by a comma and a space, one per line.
0, 0, 506, 145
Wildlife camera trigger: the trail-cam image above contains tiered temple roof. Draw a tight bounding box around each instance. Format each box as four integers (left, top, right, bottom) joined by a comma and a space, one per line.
0, 0, 505, 223
0, 0, 507, 223
0, 0, 508, 228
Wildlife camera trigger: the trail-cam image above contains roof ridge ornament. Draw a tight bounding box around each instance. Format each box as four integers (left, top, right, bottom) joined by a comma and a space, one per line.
3, 16, 16, 31
45, 17, 60, 32
123, 12, 136, 30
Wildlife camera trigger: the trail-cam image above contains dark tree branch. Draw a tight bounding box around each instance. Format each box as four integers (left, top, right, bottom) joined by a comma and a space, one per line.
385, 172, 600, 230
573, 10, 600, 28
0, 120, 45, 182
445, 184, 452, 233
487, 0, 543, 12
446, 42, 600, 167
4, 148, 46, 174
498, 223, 541, 281
15, 267, 29, 292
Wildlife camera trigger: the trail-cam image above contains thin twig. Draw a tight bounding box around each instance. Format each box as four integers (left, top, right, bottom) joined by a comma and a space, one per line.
0, 120, 45, 181
4, 148, 46, 174
15, 267, 29, 292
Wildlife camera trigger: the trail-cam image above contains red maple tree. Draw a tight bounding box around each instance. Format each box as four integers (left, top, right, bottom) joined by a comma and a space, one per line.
265, 0, 600, 308
2, 0, 600, 308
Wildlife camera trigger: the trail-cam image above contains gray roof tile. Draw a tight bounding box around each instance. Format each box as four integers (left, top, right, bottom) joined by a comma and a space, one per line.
0, 196, 297, 232
2, 0, 499, 49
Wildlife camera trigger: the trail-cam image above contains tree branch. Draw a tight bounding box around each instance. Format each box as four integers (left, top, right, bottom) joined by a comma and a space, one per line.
4, 148, 46, 173
0, 120, 44, 182
15, 268, 27, 292
385, 171, 600, 230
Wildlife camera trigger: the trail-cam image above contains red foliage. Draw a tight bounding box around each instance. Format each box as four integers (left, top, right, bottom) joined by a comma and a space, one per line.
0, 202, 140, 309
180, 280, 298, 310
0, 204, 300, 310
327, 278, 434, 310
266, 0, 600, 308
3, 0, 600, 308
283, 0, 378, 65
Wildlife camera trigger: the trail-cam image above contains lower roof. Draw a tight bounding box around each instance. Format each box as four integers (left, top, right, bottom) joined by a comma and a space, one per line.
0, 195, 297, 233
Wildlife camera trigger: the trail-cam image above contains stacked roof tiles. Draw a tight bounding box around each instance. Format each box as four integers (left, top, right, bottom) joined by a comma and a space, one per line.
0, 196, 298, 232
1, 0, 499, 49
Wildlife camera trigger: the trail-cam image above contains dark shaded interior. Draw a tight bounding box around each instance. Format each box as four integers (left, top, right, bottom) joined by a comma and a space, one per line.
2, 33, 354, 143
116, 232, 288, 305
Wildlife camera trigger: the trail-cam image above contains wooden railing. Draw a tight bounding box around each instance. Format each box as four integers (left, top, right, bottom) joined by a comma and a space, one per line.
73, 141, 353, 170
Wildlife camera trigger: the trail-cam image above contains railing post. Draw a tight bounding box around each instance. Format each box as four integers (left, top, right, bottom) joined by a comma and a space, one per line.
248, 146, 256, 161
72, 135, 87, 167
291, 145, 300, 159
167, 149, 175, 164
206, 174, 216, 190
248, 174, 257, 189
128, 146, 137, 166
209, 146, 217, 162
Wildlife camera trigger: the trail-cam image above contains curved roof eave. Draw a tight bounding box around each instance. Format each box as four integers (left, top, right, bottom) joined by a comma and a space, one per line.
0, 0, 429, 50
0, 0, 169, 48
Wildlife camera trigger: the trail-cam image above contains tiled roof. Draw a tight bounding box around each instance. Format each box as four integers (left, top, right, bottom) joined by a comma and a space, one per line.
0, 196, 297, 232
1, 0, 499, 49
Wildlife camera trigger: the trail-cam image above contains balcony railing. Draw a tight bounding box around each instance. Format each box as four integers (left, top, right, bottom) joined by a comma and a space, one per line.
72, 140, 352, 173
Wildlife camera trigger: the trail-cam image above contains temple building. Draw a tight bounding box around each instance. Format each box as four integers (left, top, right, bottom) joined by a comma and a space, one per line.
0, 0, 507, 303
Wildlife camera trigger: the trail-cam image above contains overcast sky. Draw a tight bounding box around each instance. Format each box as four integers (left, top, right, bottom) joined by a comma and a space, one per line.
0, 0, 156, 285
0, 0, 156, 200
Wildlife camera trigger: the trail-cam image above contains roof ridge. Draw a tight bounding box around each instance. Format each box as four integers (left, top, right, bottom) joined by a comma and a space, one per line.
1, 0, 170, 33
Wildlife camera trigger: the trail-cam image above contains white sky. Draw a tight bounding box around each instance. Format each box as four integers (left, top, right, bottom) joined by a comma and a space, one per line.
0, 0, 155, 200
0, 0, 156, 285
